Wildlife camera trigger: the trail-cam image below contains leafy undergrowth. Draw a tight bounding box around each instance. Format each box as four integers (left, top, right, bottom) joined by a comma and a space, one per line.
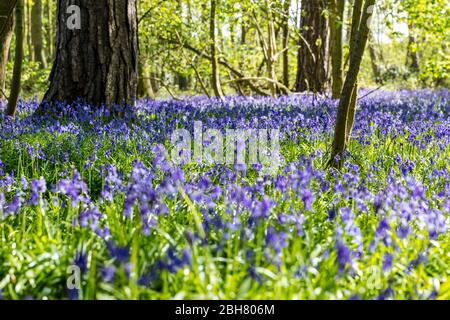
0, 90, 449, 300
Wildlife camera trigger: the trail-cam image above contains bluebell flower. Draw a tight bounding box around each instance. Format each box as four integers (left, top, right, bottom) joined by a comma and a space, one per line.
106, 241, 130, 264
101, 266, 116, 283
335, 239, 352, 273
382, 253, 394, 272
74, 251, 88, 274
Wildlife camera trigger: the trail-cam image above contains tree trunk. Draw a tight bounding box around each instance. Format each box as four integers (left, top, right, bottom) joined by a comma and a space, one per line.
138, 59, 155, 100
26, 0, 33, 61
46, 0, 54, 60
281, 0, 290, 88
176, 0, 188, 91
295, 0, 329, 93
266, 0, 278, 97
6, 0, 24, 118
42, 0, 138, 108
0, 1, 15, 100
368, 32, 382, 83
406, 20, 420, 73
240, 11, 246, 45
31, 0, 47, 68
210, 0, 224, 99
329, 0, 345, 99
328, 0, 376, 168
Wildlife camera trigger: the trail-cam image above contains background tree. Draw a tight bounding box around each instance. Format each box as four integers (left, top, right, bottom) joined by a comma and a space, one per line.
2, 0, 448, 102
295, 0, 329, 93
405, 19, 419, 73
43, 0, 139, 107
6, 0, 24, 118
329, 0, 376, 168
210, 0, 224, 99
329, 0, 345, 98
31, 0, 47, 68
0, 0, 16, 101
281, 0, 291, 88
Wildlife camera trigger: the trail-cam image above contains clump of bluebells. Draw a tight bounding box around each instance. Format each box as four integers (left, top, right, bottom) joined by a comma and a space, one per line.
0, 90, 449, 300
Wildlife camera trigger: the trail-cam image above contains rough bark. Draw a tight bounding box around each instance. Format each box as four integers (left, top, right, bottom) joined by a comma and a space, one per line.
0, 1, 15, 99
295, 0, 329, 93
31, 0, 47, 68
329, 0, 376, 169
42, 0, 139, 108
210, 0, 224, 99
329, 0, 345, 99
6, 0, 24, 118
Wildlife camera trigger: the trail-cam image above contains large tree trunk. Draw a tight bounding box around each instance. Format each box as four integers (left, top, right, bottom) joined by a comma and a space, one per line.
43, 0, 138, 108
31, 0, 47, 68
295, 0, 329, 93
329, 0, 345, 99
328, 0, 375, 168
6, 0, 24, 118
210, 0, 224, 99
0, 1, 15, 100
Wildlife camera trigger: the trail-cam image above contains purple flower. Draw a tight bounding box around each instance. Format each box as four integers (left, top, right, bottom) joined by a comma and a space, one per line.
382, 253, 393, 272
20, 177, 28, 190
107, 241, 130, 264
6, 195, 21, 215
301, 189, 314, 211
335, 239, 352, 273
74, 251, 88, 274
101, 266, 116, 283
30, 177, 46, 206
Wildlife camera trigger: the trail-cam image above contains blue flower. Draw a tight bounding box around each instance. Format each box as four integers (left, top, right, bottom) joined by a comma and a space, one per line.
382, 253, 393, 272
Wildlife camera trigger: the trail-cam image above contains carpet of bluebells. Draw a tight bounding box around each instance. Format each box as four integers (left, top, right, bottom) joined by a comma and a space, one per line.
0, 90, 449, 300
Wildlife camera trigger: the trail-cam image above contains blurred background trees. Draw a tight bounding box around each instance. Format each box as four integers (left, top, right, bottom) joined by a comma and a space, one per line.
0, 0, 448, 102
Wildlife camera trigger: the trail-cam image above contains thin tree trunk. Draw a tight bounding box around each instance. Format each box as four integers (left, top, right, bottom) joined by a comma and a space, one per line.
406, 20, 420, 73
240, 13, 246, 45
266, 0, 278, 97
295, 0, 329, 93
0, 1, 15, 100
328, 0, 376, 168
368, 32, 381, 83
31, 0, 47, 68
138, 59, 155, 99
345, 83, 357, 145
329, 0, 345, 99
6, 0, 24, 118
176, 0, 188, 91
46, 0, 54, 60
281, 0, 290, 88
210, 0, 224, 99
26, 0, 33, 61
42, 0, 139, 109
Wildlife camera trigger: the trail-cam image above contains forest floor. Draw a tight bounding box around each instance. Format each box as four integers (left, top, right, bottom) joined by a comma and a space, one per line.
0, 90, 449, 299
